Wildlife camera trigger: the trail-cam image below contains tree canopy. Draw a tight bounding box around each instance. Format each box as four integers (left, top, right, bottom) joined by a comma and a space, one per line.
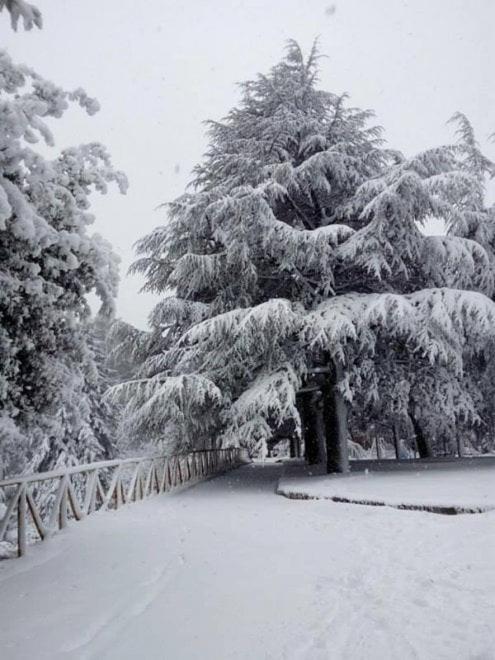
113, 42, 495, 464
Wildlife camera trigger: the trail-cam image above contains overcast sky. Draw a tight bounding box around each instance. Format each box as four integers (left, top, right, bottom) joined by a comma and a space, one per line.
3, 0, 494, 329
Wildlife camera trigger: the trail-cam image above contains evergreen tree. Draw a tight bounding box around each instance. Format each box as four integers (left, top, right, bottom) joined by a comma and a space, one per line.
338, 113, 495, 458
0, 50, 127, 476
81, 312, 119, 461
116, 42, 495, 470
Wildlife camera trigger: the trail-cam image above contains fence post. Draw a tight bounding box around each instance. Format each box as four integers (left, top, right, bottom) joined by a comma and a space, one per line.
17, 485, 27, 558
59, 478, 68, 529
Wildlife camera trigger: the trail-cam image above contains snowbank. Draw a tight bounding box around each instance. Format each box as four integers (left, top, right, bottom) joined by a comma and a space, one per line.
277, 459, 495, 514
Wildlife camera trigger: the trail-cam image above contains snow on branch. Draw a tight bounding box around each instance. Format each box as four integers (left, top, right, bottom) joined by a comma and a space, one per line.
0, 0, 41, 30
106, 374, 223, 443
307, 288, 495, 370
228, 364, 301, 434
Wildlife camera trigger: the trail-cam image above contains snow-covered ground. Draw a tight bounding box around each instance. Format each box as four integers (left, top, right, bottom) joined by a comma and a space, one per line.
0, 462, 494, 659
278, 459, 495, 513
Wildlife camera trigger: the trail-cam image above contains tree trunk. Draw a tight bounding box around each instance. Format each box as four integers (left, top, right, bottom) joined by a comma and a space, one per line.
322, 361, 349, 473
299, 391, 320, 464
315, 394, 327, 466
393, 424, 401, 460
409, 413, 433, 458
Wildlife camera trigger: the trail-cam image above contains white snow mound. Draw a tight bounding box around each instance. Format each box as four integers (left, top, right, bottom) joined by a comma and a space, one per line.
277, 459, 495, 513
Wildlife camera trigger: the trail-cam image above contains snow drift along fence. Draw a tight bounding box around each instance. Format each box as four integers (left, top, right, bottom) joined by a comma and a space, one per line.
0, 448, 248, 559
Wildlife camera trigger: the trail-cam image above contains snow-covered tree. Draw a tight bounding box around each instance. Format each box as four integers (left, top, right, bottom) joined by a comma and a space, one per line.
0, 0, 41, 31
335, 112, 495, 457
438, 113, 495, 454
81, 312, 120, 460
0, 50, 127, 476
119, 42, 495, 470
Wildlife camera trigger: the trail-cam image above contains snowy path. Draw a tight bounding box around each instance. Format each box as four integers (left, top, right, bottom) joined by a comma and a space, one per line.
0, 463, 494, 660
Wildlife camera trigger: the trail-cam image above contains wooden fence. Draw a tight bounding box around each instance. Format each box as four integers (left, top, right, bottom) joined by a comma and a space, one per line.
0, 448, 248, 559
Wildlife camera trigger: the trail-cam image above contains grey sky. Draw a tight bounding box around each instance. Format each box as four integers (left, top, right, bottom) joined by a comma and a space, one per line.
3, 0, 494, 329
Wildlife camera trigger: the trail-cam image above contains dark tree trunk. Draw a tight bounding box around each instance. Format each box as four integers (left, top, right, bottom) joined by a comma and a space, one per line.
295, 435, 302, 457
299, 391, 320, 464
393, 424, 401, 460
409, 413, 433, 458
315, 394, 327, 466
322, 361, 350, 473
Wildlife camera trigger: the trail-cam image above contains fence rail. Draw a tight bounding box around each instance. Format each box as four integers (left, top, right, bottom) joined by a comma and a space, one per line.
0, 448, 248, 559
